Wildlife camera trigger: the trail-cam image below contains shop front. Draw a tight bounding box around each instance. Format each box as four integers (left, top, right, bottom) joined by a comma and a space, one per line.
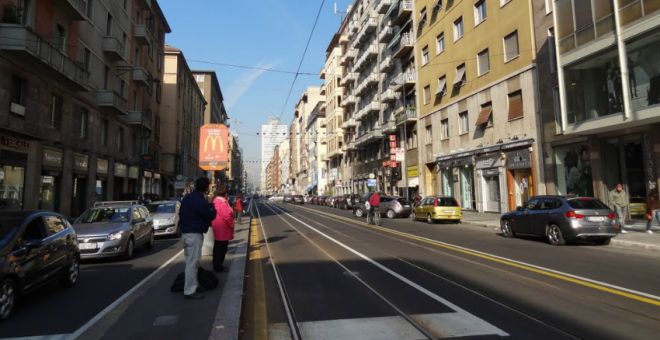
71, 153, 89, 217
476, 152, 505, 213
437, 154, 475, 210
406, 165, 419, 198
114, 162, 128, 199
0, 134, 30, 211
40, 148, 63, 211
554, 142, 594, 197
505, 147, 535, 211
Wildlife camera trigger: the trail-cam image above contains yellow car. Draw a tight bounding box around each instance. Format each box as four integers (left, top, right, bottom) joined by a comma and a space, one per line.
412, 196, 462, 224
629, 197, 647, 217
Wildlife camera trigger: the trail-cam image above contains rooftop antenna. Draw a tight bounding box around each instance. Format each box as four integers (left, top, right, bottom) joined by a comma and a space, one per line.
333, 2, 347, 22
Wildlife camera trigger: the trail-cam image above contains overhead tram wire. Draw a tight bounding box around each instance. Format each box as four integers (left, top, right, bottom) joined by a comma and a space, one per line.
277, 0, 327, 120
188, 60, 317, 76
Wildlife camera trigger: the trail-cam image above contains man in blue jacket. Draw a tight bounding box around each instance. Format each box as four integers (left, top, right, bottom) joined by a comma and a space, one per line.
179, 177, 216, 299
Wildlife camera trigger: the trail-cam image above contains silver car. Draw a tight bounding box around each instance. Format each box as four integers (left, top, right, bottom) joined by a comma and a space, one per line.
147, 201, 181, 237
73, 201, 155, 259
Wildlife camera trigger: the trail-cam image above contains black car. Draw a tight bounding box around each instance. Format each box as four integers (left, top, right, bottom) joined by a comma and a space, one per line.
0, 211, 80, 320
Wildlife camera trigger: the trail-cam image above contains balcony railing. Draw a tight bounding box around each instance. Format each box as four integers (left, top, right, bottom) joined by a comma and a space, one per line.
393, 0, 413, 25
393, 32, 414, 59
363, 17, 378, 33
132, 67, 150, 87
134, 25, 151, 45
343, 72, 358, 85
0, 25, 89, 91
97, 90, 127, 115
102, 36, 126, 61
376, 0, 393, 14
395, 106, 417, 125
355, 127, 384, 146
394, 69, 416, 92
379, 25, 395, 42
125, 110, 152, 130
381, 89, 398, 102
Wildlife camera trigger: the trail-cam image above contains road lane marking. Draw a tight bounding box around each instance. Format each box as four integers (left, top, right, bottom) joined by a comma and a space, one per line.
295, 205, 660, 307
265, 203, 508, 337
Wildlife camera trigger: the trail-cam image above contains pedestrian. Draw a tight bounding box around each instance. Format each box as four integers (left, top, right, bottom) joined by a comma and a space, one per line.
609, 183, 630, 233
367, 190, 381, 220
179, 177, 216, 299
234, 193, 244, 224
646, 189, 659, 234
211, 186, 235, 272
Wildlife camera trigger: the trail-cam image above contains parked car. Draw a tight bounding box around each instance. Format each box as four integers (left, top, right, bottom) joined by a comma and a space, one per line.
629, 196, 647, 217
0, 210, 80, 320
292, 195, 304, 204
147, 201, 181, 237
327, 196, 336, 207
332, 195, 347, 209
353, 194, 398, 218
283, 195, 293, 203
73, 201, 154, 260
412, 196, 462, 224
381, 197, 413, 218
500, 196, 619, 246
318, 196, 328, 206
268, 195, 284, 203
345, 194, 361, 210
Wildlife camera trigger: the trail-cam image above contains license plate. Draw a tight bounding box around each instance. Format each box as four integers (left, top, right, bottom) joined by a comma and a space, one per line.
79, 243, 98, 250
588, 216, 606, 222
443, 210, 455, 214
403, 205, 410, 207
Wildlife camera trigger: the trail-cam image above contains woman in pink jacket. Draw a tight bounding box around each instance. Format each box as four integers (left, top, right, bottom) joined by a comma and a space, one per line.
212, 187, 235, 272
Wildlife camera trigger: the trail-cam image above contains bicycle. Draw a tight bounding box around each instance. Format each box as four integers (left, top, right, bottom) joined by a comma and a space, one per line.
367, 206, 381, 226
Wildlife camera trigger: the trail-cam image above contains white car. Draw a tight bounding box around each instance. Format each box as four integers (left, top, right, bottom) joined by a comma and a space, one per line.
269, 195, 284, 203
147, 201, 181, 237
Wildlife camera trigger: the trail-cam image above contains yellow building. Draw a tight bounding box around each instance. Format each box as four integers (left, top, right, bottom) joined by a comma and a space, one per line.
415, 0, 543, 213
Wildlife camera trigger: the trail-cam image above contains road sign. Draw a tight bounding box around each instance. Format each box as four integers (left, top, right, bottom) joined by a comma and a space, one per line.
367, 178, 377, 187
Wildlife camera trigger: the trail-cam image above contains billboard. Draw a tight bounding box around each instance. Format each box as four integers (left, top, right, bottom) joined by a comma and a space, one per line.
199, 124, 229, 171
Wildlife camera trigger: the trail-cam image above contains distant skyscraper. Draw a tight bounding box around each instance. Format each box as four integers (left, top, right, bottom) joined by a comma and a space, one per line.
261, 117, 288, 191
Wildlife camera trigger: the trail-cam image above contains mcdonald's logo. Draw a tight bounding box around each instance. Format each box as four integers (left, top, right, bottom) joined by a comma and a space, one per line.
203, 134, 225, 153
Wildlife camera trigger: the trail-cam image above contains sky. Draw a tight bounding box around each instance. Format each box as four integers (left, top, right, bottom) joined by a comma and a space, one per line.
159, 0, 353, 188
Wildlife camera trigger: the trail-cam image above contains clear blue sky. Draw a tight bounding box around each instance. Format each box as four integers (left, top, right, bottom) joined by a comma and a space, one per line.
159, 0, 352, 188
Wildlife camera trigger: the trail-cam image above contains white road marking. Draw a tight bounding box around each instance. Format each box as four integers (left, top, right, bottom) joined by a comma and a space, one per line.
266, 203, 508, 337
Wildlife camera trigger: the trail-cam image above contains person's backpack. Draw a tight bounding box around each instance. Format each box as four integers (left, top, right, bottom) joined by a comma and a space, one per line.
170, 267, 219, 292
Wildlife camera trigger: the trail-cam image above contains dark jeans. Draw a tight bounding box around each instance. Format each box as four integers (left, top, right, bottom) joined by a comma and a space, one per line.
213, 240, 229, 271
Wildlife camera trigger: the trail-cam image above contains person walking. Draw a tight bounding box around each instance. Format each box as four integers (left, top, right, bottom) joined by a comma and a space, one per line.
211, 186, 234, 272
646, 189, 659, 234
234, 193, 244, 224
609, 183, 630, 233
179, 177, 216, 299
367, 191, 381, 223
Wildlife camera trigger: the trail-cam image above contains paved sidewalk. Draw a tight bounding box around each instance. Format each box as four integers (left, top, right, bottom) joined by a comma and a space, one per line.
461, 211, 660, 252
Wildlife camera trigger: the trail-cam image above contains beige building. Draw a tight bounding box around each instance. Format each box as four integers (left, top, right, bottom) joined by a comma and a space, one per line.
291, 86, 322, 194
161, 45, 206, 194
278, 138, 290, 193
307, 100, 327, 195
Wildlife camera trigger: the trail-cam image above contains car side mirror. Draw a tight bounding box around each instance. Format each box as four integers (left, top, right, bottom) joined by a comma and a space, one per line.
516, 206, 523, 211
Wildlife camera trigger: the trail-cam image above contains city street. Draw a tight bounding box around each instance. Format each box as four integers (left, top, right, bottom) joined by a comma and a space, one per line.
244, 201, 660, 340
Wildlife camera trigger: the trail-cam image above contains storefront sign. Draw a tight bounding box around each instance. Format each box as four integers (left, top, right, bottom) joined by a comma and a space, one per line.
506, 150, 531, 170
407, 166, 419, 178
438, 156, 473, 169
144, 171, 153, 178
0, 134, 30, 151
476, 154, 503, 169
42, 148, 63, 168
395, 148, 405, 162
128, 166, 139, 179
114, 163, 127, 177
367, 178, 377, 187
97, 159, 109, 175
154, 173, 161, 180
482, 168, 500, 176
74, 153, 89, 172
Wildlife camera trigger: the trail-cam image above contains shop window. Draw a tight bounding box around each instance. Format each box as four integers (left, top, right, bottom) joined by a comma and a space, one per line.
49, 95, 63, 129
0, 151, 26, 211
554, 144, 593, 197
626, 28, 660, 111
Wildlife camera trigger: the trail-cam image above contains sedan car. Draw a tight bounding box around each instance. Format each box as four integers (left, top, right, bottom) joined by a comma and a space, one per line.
147, 201, 181, 237
500, 196, 619, 246
412, 196, 462, 223
1, 211, 80, 320
73, 201, 154, 260
292, 195, 304, 204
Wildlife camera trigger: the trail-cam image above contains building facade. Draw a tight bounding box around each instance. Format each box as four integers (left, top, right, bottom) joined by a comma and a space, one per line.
227, 134, 243, 194
278, 138, 290, 193
307, 100, 327, 195
260, 117, 287, 191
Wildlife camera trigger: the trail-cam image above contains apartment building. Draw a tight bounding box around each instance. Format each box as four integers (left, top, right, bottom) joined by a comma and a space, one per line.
291, 86, 322, 194
161, 45, 206, 195
278, 138, 290, 193
415, 0, 542, 213
260, 117, 287, 191
265, 145, 279, 193
307, 99, 326, 195
227, 133, 243, 194
0, 0, 169, 216
547, 0, 660, 208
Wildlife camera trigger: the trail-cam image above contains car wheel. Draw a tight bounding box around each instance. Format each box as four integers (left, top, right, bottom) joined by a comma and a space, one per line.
0, 278, 16, 320
547, 224, 566, 246
355, 208, 364, 218
145, 230, 155, 250
501, 220, 515, 238
386, 209, 396, 219
60, 256, 80, 287
594, 237, 611, 246
123, 237, 135, 260
427, 214, 434, 224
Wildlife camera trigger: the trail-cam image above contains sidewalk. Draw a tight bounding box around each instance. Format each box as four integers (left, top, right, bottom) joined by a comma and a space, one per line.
77, 219, 251, 340
460, 211, 660, 252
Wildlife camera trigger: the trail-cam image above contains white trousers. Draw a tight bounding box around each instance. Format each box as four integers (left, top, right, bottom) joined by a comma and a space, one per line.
182, 233, 203, 295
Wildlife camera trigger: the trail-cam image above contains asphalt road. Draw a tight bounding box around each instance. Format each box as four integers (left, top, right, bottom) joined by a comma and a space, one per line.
250, 201, 660, 340
0, 237, 182, 338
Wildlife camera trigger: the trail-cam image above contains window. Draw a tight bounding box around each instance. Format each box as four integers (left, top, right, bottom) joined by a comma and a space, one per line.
440, 119, 449, 139
419, 8, 427, 27
436, 32, 445, 54
123, 0, 128, 9
453, 63, 466, 87
433, 0, 443, 11
476, 102, 493, 128
548, 27, 556, 73
422, 45, 429, 65
117, 127, 124, 152
10, 75, 25, 106
423, 85, 431, 104
508, 91, 523, 120
553, 86, 562, 134
500, 0, 512, 6
436, 75, 447, 96
458, 111, 469, 134
106, 13, 113, 36
477, 48, 490, 76
23, 218, 46, 241
56, 25, 66, 51
453, 17, 464, 41
504, 30, 519, 62
155, 79, 162, 103
155, 116, 161, 142
101, 119, 108, 146
50, 95, 63, 129
103, 66, 109, 89
79, 108, 88, 139
474, 0, 487, 25
545, 0, 553, 14
425, 125, 432, 144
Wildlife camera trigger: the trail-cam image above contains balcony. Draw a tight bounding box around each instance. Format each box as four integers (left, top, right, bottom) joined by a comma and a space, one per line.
365, 102, 381, 114
382, 119, 397, 134
125, 110, 152, 130
376, 0, 392, 14
394, 69, 416, 92
393, 32, 414, 59
134, 25, 151, 45
381, 89, 398, 103
380, 55, 392, 71
364, 17, 378, 33
339, 34, 349, 45
379, 25, 395, 42
97, 90, 127, 115
102, 36, 126, 61
396, 106, 417, 125
392, 0, 413, 26
343, 95, 357, 106
60, 0, 87, 20
343, 72, 358, 85
132, 67, 150, 87
355, 128, 384, 147
341, 117, 357, 129
0, 25, 89, 91
320, 67, 326, 79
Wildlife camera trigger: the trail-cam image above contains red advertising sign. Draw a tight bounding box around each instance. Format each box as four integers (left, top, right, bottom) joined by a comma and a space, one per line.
390, 161, 398, 167
199, 124, 229, 171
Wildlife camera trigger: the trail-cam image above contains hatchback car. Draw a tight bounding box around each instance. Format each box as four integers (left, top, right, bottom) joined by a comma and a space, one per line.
292, 195, 304, 204
500, 196, 619, 245
73, 201, 154, 260
147, 201, 181, 237
380, 197, 412, 218
629, 196, 647, 217
1, 211, 80, 320
412, 196, 462, 223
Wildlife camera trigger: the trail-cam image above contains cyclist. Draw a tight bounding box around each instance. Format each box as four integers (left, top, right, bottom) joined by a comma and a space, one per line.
367, 191, 381, 224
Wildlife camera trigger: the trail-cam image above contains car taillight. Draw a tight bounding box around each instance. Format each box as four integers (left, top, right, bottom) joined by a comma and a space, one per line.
565, 211, 585, 219
607, 213, 616, 219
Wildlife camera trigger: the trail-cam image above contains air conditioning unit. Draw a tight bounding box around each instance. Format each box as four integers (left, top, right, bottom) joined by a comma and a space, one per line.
10, 102, 25, 116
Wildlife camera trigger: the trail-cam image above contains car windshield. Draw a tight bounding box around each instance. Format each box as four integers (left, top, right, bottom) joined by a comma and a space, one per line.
147, 203, 176, 214
76, 207, 131, 223
437, 197, 459, 206
0, 214, 23, 246
567, 198, 610, 210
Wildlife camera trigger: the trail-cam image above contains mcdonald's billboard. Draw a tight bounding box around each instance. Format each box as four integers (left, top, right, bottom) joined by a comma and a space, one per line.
199, 124, 229, 171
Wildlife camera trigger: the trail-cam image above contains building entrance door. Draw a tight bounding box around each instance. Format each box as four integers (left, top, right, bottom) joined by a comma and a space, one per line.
602, 135, 646, 218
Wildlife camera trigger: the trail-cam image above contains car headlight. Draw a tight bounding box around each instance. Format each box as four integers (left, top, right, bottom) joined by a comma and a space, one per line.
108, 231, 124, 240
168, 217, 176, 224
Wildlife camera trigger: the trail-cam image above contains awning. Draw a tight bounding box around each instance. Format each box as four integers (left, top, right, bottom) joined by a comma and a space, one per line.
453, 65, 466, 86
475, 105, 492, 126
435, 77, 447, 95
